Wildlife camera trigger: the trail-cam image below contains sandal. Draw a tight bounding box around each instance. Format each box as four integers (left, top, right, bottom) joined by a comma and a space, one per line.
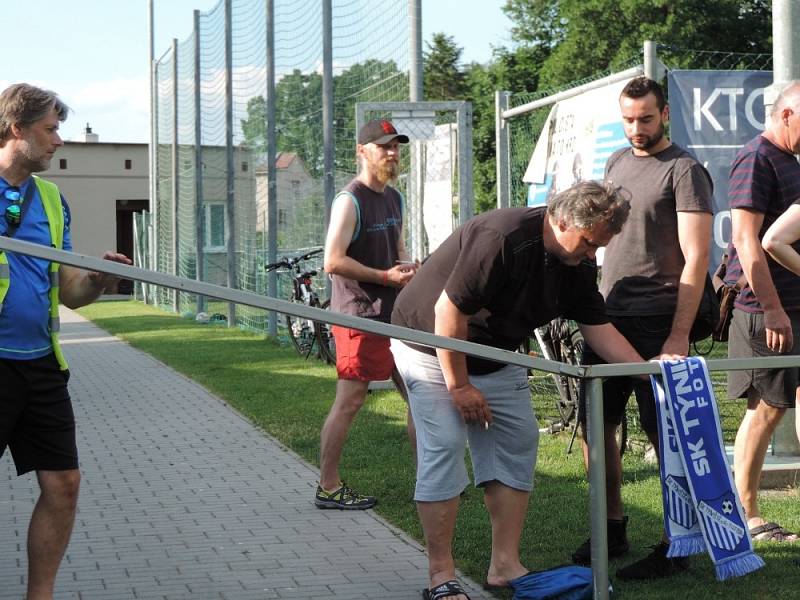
422, 579, 471, 600
749, 522, 799, 542
483, 571, 532, 591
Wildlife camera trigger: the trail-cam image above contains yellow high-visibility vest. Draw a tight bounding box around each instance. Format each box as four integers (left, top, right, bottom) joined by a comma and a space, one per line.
0, 175, 67, 369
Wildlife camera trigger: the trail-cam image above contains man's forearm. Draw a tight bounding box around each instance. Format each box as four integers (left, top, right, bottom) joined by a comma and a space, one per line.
434, 292, 471, 390
326, 255, 385, 284
59, 271, 105, 309
738, 236, 782, 311
669, 263, 707, 337
580, 323, 643, 364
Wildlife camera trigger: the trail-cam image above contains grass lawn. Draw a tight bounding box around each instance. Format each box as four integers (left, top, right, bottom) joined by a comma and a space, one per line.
78, 300, 800, 599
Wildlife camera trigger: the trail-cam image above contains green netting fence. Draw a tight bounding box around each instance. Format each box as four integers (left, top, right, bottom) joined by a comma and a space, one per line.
146, 0, 411, 336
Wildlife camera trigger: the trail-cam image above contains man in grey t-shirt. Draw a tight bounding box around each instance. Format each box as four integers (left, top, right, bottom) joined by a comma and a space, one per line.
573, 77, 714, 580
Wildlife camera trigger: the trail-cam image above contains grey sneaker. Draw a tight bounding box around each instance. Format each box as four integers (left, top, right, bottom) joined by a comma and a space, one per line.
314, 482, 377, 510
616, 541, 689, 580
571, 516, 630, 565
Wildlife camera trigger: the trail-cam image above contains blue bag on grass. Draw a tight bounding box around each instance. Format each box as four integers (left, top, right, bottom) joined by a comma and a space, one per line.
510, 566, 611, 600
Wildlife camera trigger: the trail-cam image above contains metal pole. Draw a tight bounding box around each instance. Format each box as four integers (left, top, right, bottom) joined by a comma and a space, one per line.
456, 101, 473, 224
194, 10, 206, 315
495, 91, 510, 209
409, 0, 422, 102
587, 377, 609, 600
266, 0, 278, 337
407, 0, 424, 258
643, 40, 658, 81
147, 0, 155, 304
171, 38, 180, 313
322, 0, 334, 229
773, 0, 800, 84
501, 66, 643, 121
225, 0, 237, 326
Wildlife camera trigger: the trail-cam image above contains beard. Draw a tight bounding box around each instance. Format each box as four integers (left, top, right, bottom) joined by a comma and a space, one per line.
376, 160, 399, 184
627, 123, 665, 151
21, 146, 52, 174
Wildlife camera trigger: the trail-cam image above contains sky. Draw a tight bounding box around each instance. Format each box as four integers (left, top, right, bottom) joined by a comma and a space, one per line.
0, 1, 512, 144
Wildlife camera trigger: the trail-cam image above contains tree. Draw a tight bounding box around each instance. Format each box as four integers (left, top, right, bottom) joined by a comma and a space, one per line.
332, 58, 405, 176
503, 0, 772, 88
240, 69, 324, 177
424, 33, 467, 100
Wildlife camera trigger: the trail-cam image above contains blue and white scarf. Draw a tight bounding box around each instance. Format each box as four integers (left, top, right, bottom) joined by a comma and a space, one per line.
651, 357, 764, 581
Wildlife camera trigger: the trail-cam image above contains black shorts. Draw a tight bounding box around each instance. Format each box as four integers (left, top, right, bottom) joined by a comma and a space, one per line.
727, 309, 800, 409
0, 353, 76, 476
579, 314, 673, 435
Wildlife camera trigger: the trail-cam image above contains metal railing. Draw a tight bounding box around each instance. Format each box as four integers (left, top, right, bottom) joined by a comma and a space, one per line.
5, 236, 798, 600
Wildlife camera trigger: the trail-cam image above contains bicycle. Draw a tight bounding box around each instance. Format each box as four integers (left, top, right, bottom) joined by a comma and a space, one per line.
264, 248, 336, 364
524, 317, 628, 456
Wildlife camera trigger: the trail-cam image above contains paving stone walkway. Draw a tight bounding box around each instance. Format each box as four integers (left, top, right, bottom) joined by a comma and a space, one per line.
1, 308, 492, 599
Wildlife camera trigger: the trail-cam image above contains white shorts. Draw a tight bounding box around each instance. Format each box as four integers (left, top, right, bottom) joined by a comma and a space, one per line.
390, 340, 539, 502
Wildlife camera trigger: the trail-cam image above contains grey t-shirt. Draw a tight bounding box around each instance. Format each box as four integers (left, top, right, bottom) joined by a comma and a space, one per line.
601, 144, 713, 316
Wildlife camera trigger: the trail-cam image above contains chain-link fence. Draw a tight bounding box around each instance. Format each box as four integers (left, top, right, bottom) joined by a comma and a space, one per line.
503, 56, 642, 208
148, 0, 412, 334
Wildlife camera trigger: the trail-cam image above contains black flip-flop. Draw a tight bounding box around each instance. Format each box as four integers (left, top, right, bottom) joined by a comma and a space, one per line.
750, 521, 798, 542
422, 579, 471, 600
482, 571, 532, 591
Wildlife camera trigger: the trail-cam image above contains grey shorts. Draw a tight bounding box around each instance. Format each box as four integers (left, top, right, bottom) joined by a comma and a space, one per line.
727, 309, 800, 408
390, 340, 539, 502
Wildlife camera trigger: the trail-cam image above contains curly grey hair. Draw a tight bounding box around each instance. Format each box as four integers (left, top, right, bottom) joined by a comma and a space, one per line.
546, 180, 631, 234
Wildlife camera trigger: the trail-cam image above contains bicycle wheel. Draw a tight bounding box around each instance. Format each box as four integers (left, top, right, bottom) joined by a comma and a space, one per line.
542, 320, 582, 430
315, 300, 336, 365
285, 307, 316, 359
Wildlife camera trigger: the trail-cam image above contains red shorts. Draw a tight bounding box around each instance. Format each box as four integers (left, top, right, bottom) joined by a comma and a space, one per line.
332, 326, 395, 381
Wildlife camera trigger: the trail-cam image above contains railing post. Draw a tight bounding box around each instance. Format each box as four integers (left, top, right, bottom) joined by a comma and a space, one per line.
587, 377, 609, 600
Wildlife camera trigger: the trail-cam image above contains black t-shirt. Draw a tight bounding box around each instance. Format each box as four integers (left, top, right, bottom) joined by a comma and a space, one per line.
391, 207, 608, 374
330, 179, 403, 322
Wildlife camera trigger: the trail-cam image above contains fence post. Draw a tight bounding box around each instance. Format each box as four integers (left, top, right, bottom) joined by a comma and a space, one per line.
224, 0, 237, 326
407, 0, 425, 252
322, 0, 334, 231
171, 38, 180, 313
266, 0, 278, 338
146, 0, 155, 305
194, 10, 206, 315
457, 101, 473, 223
409, 0, 422, 102
495, 91, 510, 209
643, 40, 659, 81
587, 377, 609, 600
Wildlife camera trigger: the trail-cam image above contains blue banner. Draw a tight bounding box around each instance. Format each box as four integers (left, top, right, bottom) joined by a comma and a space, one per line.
668, 70, 772, 267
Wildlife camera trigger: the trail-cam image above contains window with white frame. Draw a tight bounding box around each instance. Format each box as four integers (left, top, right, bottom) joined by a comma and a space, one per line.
205, 203, 226, 251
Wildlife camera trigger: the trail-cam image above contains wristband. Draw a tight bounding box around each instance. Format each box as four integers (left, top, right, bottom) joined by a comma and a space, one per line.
382, 270, 389, 286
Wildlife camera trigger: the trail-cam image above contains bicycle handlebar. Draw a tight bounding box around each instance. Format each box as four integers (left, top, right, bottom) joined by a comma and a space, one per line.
264, 247, 324, 272
299, 248, 323, 261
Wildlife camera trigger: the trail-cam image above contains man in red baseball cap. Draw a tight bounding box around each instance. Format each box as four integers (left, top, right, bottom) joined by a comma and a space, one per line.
315, 120, 416, 510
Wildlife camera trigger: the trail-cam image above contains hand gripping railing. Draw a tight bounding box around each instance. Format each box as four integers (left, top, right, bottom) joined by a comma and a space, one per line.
3, 236, 800, 599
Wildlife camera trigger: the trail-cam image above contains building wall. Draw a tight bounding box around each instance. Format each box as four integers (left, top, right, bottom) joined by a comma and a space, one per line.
43, 142, 148, 259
